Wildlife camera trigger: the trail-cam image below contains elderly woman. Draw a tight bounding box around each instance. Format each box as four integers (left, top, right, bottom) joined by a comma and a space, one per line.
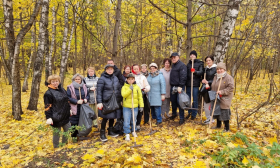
97, 64, 122, 141
160, 58, 172, 119
83, 67, 99, 127
141, 64, 149, 78
44, 74, 71, 148
132, 64, 150, 130
147, 63, 166, 125
201, 56, 217, 124
210, 62, 234, 132
67, 74, 90, 139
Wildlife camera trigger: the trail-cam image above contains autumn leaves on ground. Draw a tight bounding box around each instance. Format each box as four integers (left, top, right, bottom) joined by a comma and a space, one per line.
1, 74, 280, 168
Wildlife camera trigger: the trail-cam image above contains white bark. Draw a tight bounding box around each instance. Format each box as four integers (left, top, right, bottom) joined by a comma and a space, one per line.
214, 0, 242, 63
166, 14, 173, 55
112, 0, 122, 57
48, 6, 56, 76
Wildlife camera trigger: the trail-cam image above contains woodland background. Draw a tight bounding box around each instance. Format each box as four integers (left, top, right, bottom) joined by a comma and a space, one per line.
1, 0, 280, 167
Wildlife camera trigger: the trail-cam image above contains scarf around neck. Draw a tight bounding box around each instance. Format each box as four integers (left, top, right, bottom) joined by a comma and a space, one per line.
150, 70, 159, 77
142, 71, 149, 76
72, 81, 84, 89
216, 72, 227, 81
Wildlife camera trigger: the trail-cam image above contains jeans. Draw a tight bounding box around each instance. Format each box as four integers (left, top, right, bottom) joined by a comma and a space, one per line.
53, 122, 71, 148
123, 107, 138, 134
151, 106, 162, 123
186, 86, 199, 117
170, 86, 185, 120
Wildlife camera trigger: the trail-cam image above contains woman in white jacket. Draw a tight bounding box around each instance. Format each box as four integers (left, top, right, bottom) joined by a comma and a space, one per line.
132, 64, 150, 131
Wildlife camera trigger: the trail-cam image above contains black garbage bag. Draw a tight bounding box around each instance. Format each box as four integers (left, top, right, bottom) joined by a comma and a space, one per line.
179, 92, 191, 110
78, 104, 97, 137
208, 91, 221, 117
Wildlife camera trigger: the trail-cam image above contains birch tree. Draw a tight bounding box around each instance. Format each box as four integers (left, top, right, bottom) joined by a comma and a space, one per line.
27, 0, 49, 111
112, 0, 122, 57
48, 6, 56, 76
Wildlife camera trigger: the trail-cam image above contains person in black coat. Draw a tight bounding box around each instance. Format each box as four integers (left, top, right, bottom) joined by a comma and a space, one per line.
169, 52, 188, 125
97, 64, 122, 142
44, 74, 71, 148
107, 59, 124, 86
67, 74, 90, 139
186, 50, 204, 120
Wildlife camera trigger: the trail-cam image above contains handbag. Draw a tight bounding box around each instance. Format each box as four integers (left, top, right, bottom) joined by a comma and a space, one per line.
199, 84, 207, 93
102, 79, 120, 115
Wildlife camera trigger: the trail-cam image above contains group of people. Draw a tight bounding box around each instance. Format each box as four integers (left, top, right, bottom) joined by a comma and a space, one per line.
44, 50, 234, 148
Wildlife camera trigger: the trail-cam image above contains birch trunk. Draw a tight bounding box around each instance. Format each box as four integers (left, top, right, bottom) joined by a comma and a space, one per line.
186, 0, 192, 61
214, 0, 242, 63
112, 0, 122, 57
27, 0, 49, 111
166, 14, 173, 55
59, 0, 69, 87
0, 43, 11, 80
47, 6, 56, 77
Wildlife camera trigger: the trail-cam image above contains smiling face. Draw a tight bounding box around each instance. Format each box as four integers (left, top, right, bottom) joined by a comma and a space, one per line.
88, 69, 95, 76
206, 58, 213, 67
124, 67, 131, 74
217, 68, 225, 74
171, 56, 179, 63
190, 54, 196, 60
164, 60, 170, 69
106, 67, 114, 75
150, 66, 157, 73
141, 66, 147, 73
133, 65, 140, 74
51, 79, 60, 88
74, 76, 82, 84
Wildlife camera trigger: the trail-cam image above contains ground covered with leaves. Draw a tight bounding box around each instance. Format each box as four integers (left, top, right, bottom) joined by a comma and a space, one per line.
1, 74, 280, 167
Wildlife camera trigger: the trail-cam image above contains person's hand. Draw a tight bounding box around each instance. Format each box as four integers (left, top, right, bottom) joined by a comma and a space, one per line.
130, 85, 133, 90
143, 88, 148, 92
161, 95, 165, 101
77, 100, 83, 104
217, 91, 222, 95
139, 107, 144, 113
191, 68, 195, 73
70, 110, 73, 116
178, 87, 182, 93
90, 87, 96, 91
202, 79, 208, 84
206, 84, 210, 90
46, 118, 53, 125
84, 99, 87, 103
97, 103, 103, 110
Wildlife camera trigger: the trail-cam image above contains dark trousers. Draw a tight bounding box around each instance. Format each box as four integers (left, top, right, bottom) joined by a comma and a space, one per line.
101, 118, 114, 130
170, 86, 185, 120
186, 86, 199, 117
71, 124, 78, 137
137, 94, 150, 125
217, 119, 230, 130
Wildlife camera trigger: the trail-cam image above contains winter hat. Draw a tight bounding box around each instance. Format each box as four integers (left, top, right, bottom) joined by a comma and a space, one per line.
216, 62, 226, 70
170, 52, 179, 58
141, 64, 148, 68
72, 73, 84, 81
126, 73, 135, 78
104, 64, 114, 70
189, 50, 197, 57
149, 63, 158, 69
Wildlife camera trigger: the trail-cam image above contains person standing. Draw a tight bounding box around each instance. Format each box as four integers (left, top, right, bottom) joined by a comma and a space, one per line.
83, 67, 99, 127
160, 58, 172, 119
169, 52, 187, 125
122, 65, 131, 82
147, 63, 166, 125
210, 62, 234, 132
107, 59, 124, 86
44, 74, 71, 148
186, 50, 204, 120
141, 64, 149, 78
96, 64, 121, 141
67, 74, 90, 140
121, 73, 144, 140
201, 56, 216, 124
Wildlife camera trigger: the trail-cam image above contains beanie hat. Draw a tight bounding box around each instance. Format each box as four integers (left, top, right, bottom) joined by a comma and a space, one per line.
189, 50, 197, 57
216, 62, 226, 70
126, 73, 135, 78
141, 64, 148, 68
170, 52, 179, 58
149, 63, 158, 69
104, 64, 114, 70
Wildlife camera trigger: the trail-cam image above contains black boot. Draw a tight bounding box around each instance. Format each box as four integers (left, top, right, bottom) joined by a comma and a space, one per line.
170, 115, 177, 120
191, 115, 196, 120
108, 127, 119, 137
179, 119, 185, 125
186, 113, 191, 119
100, 129, 108, 142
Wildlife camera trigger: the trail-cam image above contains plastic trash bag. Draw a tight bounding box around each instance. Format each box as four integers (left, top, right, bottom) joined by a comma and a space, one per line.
78, 104, 97, 137
208, 91, 221, 116
179, 92, 191, 110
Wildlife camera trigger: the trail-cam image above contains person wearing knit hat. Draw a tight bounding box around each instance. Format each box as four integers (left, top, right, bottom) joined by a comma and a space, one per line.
186, 50, 204, 120
210, 62, 234, 132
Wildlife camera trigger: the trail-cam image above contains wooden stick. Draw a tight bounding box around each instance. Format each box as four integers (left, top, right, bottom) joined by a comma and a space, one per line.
191, 59, 194, 106
209, 77, 223, 129
94, 90, 99, 130
79, 87, 81, 100
131, 84, 136, 142
201, 73, 206, 123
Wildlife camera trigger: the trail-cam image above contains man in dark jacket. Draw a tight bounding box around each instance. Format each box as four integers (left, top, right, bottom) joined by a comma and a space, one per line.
107, 59, 125, 86
186, 50, 204, 120
169, 52, 188, 125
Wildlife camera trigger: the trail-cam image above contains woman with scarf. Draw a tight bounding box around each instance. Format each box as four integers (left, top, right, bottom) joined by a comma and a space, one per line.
147, 63, 166, 125
210, 62, 234, 132
201, 56, 217, 124
44, 74, 71, 148
123, 65, 131, 82
132, 64, 150, 131
67, 74, 90, 140
83, 67, 99, 127
141, 64, 149, 78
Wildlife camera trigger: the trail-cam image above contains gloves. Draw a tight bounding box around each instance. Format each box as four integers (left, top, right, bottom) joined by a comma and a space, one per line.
161, 95, 165, 101
143, 88, 148, 92
97, 103, 103, 110
70, 110, 73, 116
206, 84, 210, 90
219, 94, 222, 98
46, 118, 53, 125
178, 87, 182, 93
139, 107, 143, 113
172, 87, 178, 94
77, 100, 83, 104
130, 85, 133, 90
90, 87, 96, 91
191, 68, 195, 73
84, 99, 87, 103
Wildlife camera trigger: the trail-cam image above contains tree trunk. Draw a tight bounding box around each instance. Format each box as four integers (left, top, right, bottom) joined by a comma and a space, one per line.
214, 0, 242, 63
166, 14, 173, 55
112, 0, 122, 57
20, 12, 26, 78
27, 0, 48, 111
59, 0, 69, 87
48, 6, 56, 77
0, 43, 11, 81
73, 5, 77, 75
186, 0, 192, 61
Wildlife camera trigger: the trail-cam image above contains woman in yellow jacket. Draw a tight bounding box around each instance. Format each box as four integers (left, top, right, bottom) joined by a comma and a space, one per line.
121, 73, 144, 141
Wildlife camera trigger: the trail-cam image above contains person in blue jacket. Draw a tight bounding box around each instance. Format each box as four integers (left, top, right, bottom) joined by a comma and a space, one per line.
147, 63, 166, 125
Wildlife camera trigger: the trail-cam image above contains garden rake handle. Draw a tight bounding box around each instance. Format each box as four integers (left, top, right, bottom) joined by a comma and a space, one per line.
191, 59, 194, 106
79, 87, 82, 100
209, 77, 223, 129
131, 84, 136, 143
201, 73, 206, 122
94, 90, 100, 130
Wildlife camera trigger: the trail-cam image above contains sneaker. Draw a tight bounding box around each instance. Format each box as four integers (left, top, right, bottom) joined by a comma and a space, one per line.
93, 125, 98, 128
156, 122, 162, 125
136, 125, 141, 131
191, 116, 196, 120
132, 132, 137, 137
186, 113, 191, 119
223, 129, 230, 132
108, 127, 119, 137
100, 129, 108, 142
125, 134, 130, 141
203, 121, 210, 125
179, 120, 185, 125
166, 113, 171, 118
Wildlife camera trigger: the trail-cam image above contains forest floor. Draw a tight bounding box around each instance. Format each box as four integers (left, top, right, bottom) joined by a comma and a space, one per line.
1, 72, 280, 167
